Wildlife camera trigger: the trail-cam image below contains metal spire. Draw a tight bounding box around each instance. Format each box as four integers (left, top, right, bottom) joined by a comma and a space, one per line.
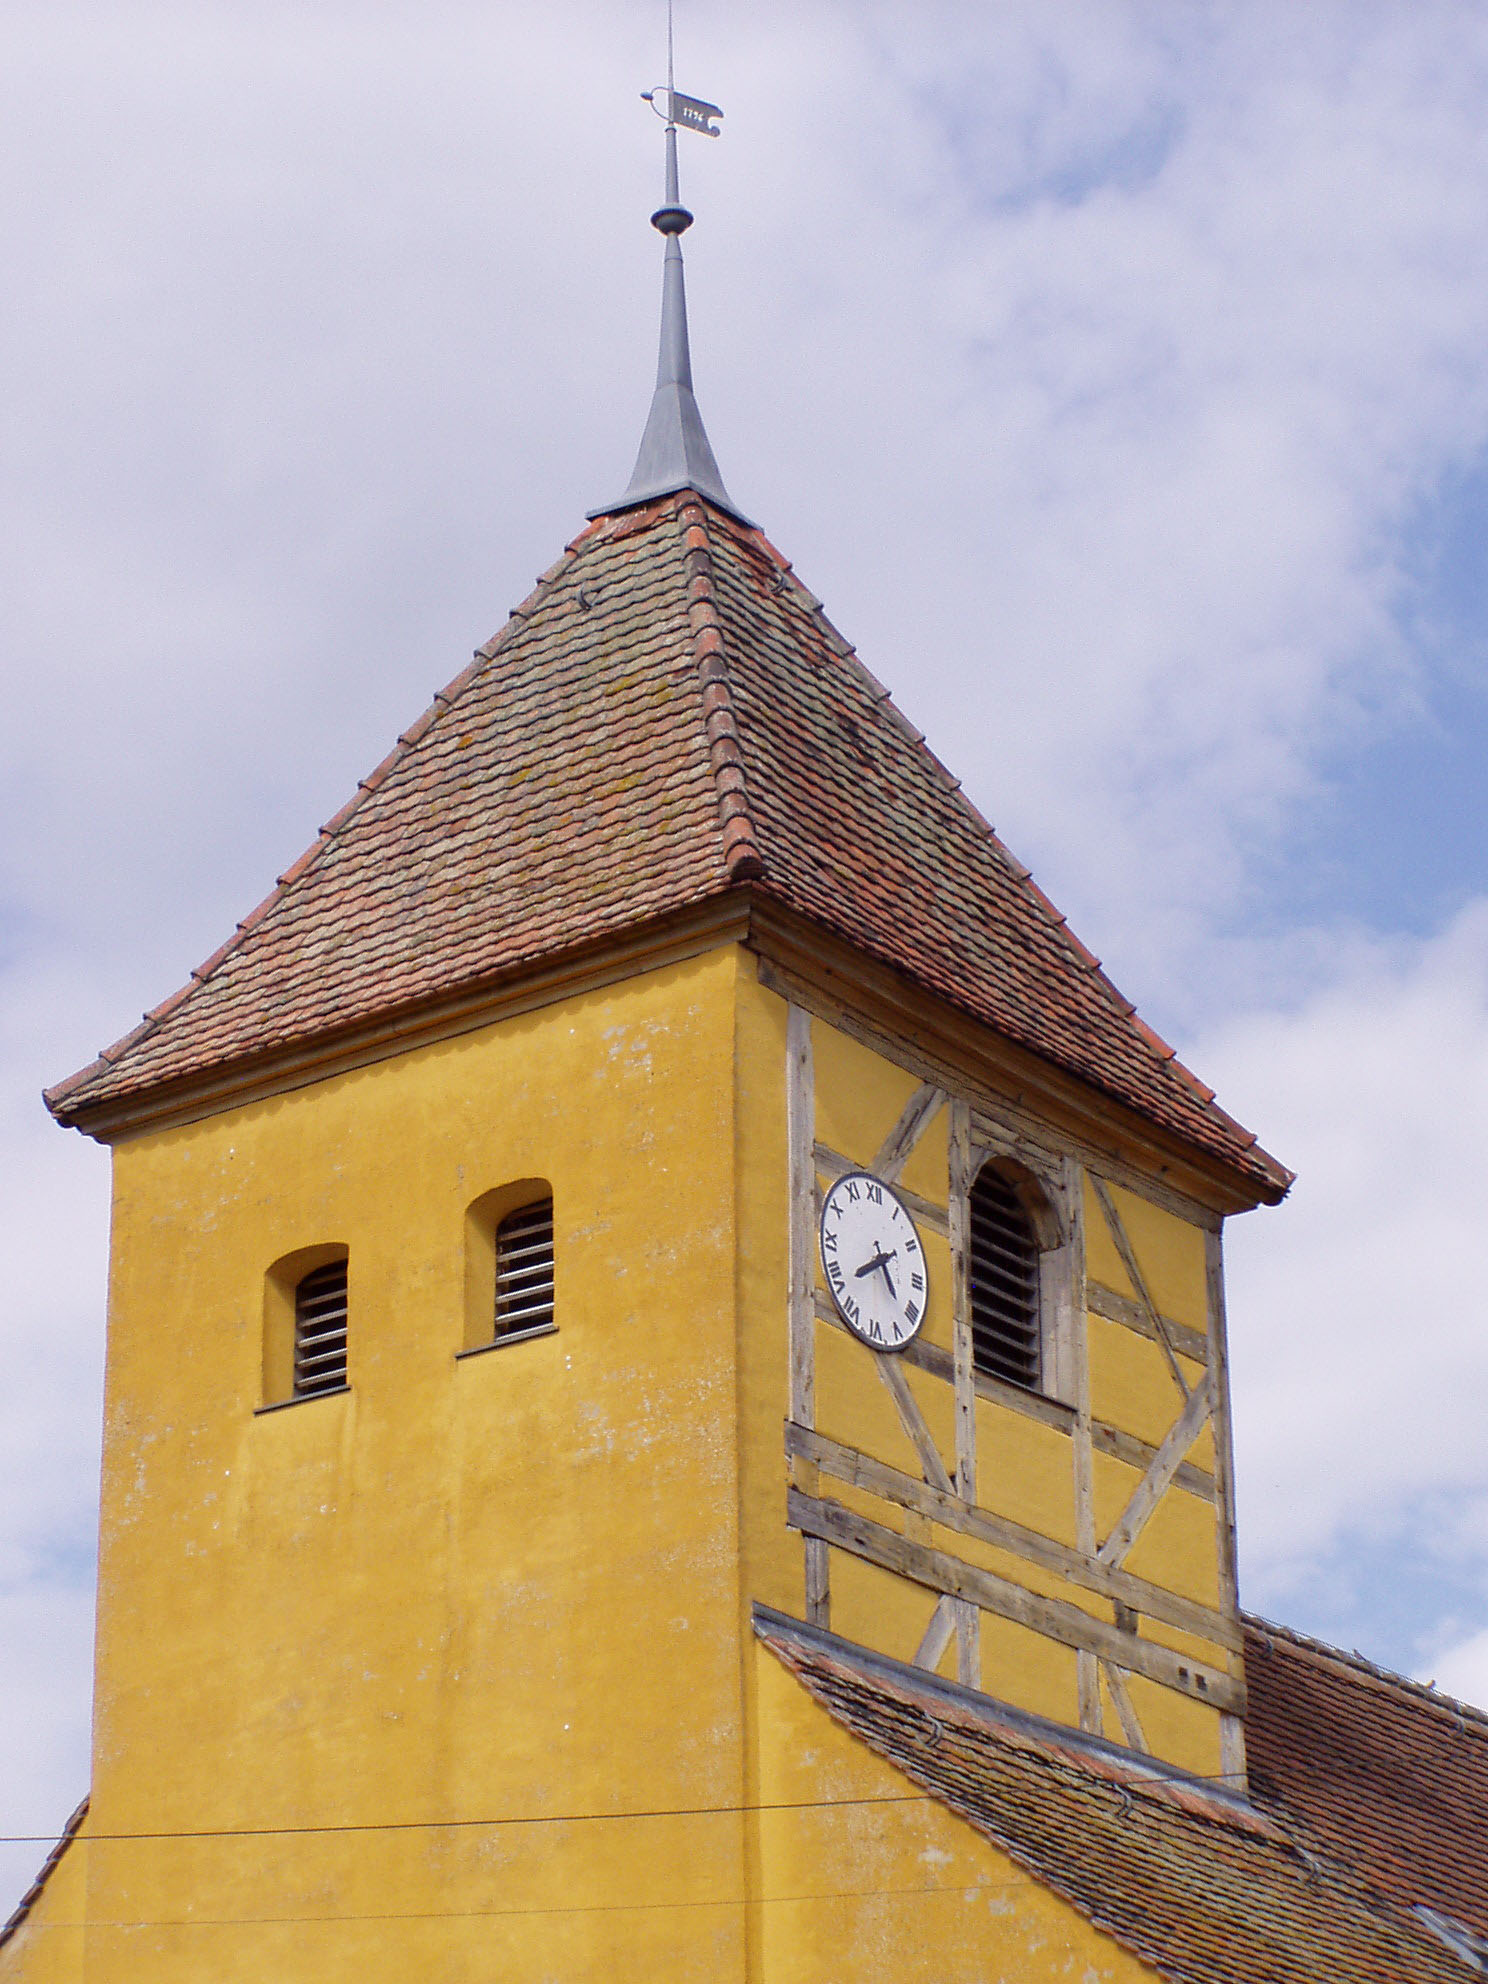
590, 12, 748, 523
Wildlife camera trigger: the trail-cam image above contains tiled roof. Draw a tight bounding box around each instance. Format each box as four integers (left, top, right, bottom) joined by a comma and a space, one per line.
45, 493, 1288, 1197
1244, 1614, 1488, 1943
757, 1606, 1479, 1984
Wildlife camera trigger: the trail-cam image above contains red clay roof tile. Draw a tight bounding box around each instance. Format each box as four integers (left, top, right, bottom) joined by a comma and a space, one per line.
45, 493, 1290, 1197
758, 1608, 1479, 1984
1244, 1615, 1488, 1943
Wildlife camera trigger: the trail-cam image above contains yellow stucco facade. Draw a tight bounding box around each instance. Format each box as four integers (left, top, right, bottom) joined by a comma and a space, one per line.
2, 936, 1250, 1980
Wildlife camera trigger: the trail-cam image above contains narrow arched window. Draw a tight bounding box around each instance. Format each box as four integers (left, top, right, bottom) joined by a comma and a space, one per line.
969, 1169, 1041, 1390
494, 1197, 555, 1339
294, 1258, 348, 1396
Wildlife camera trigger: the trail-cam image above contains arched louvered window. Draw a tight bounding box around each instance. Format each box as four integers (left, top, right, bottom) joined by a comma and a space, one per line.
968, 1168, 1042, 1391
494, 1198, 555, 1339
293, 1258, 348, 1397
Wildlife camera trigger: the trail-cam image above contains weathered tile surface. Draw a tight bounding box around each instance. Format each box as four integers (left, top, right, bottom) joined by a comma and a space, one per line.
1245, 1615, 1488, 1944
46, 493, 1288, 1197
759, 1608, 1481, 1984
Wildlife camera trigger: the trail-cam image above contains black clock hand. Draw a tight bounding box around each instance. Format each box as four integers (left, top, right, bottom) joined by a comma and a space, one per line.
856, 1247, 899, 1302
855, 1248, 897, 1277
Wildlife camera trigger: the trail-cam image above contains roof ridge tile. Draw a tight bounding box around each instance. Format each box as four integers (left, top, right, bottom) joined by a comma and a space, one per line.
1245, 1613, 1488, 1734
703, 502, 1291, 1196
677, 497, 765, 884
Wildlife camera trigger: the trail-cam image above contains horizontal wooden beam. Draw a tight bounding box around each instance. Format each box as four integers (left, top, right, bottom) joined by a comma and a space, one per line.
751, 921, 1270, 1217
1087, 1280, 1209, 1368
785, 1422, 1240, 1653
788, 1488, 1244, 1715
812, 1291, 1213, 1497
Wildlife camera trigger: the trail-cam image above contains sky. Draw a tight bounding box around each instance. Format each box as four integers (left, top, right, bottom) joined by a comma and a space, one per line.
5, 0, 1488, 1910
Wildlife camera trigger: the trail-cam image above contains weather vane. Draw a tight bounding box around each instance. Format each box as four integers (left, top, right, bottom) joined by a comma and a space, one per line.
640, 0, 722, 237
588, 0, 746, 524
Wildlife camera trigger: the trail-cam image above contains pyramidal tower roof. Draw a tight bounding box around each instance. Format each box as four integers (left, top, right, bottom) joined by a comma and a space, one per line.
46, 489, 1286, 1198
44, 86, 1288, 1203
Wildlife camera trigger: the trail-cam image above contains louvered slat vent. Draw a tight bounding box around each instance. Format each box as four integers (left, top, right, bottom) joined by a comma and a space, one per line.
294, 1259, 348, 1397
968, 1170, 1041, 1390
495, 1199, 555, 1338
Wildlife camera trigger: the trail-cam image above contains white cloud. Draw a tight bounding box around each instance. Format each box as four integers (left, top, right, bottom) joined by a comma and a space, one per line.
1197, 900, 1488, 1591
5, 0, 1488, 1906
1425, 1625, 1488, 1713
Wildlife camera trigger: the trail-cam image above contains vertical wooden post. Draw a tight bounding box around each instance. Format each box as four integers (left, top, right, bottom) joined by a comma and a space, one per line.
786, 1004, 815, 1432
804, 1534, 831, 1631
955, 1599, 981, 1691
1066, 1156, 1100, 1735
1206, 1222, 1248, 1786
786, 1005, 829, 1624
947, 1099, 980, 1687
948, 1101, 975, 1505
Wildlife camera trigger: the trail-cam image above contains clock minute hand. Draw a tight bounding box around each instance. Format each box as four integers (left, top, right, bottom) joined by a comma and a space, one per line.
856, 1247, 899, 1302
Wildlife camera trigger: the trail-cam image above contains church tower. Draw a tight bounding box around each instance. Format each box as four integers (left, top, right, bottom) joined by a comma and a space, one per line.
37, 66, 1488, 1984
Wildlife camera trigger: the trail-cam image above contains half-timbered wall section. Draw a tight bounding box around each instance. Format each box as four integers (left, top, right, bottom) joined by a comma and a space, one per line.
769, 987, 1244, 1783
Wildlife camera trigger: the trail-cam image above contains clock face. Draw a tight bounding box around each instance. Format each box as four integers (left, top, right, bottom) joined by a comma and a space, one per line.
819, 1172, 929, 1352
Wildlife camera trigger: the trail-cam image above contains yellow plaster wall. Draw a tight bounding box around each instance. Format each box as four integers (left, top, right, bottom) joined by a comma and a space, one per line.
69, 949, 756, 1984
0, 1827, 88, 1982
1084, 1179, 1209, 1327
8, 945, 1247, 1980
732, 977, 1235, 1785
751, 1643, 1159, 1984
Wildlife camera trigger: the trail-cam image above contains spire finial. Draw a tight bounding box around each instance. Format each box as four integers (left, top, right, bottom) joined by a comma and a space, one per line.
588, 5, 749, 525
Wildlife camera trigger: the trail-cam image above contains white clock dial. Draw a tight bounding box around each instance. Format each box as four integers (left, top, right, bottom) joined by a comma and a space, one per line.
819, 1172, 929, 1352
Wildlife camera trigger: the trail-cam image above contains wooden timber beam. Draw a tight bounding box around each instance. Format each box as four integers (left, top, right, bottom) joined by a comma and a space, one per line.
1097, 1373, 1216, 1569
788, 1487, 1244, 1715
1100, 1661, 1151, 1753
873, 1357, 955, 1497
811, 1291, 1218, 1501
1090, 1176, 1193, 1401
784, 1422, 1240, 1652
1088, 1279, 1209, 1368
913, 1595, 958, 1673
873, 1082, 948, 1184
814, 1143, 948, 1237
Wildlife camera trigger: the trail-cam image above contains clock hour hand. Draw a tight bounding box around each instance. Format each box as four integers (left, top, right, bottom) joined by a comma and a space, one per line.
856, 1246, 898, 1301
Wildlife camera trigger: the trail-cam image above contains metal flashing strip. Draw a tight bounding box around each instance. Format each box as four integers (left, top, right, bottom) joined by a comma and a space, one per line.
751, 1601, 1260, 1826
1416, 1906, 1488, 1975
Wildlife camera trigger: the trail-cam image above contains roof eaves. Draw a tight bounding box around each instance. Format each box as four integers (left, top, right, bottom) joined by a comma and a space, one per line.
758, 1606, 1479, 1984
736, 519, 1291, 1200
